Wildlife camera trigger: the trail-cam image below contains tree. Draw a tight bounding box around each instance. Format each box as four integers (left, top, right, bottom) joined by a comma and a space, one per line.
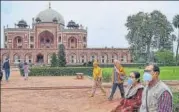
172, 15, 179, 65
51, 53, 58, 67
171, 34, 177, 53
176, 54, 179, 65
58, 44, 66, 67
125, 10, 174, 63
155, 50, 174, 66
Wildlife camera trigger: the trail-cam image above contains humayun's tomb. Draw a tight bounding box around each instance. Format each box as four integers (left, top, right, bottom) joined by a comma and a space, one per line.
0, 3, 131, 65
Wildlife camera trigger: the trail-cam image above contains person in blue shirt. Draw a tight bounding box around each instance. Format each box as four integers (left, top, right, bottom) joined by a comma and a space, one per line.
3, 58, 10, 82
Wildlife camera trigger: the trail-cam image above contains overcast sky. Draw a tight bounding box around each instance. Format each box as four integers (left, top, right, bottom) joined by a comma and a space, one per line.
1, 1, 179, 52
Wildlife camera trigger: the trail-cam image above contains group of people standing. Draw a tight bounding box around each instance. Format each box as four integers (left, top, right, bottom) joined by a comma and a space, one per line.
90, 59, 173, 112
0, 58, 30, 82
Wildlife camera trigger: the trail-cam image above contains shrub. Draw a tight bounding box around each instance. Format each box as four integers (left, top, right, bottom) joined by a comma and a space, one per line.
51, 53, 58, 67
102, 70, 112, 82
83, 63, 87, 66
87, 61, 93, 66
155, 50, 175, 66
19, 68, 24, 76
25, 67, 93, 76
58, 44, 66, 67
99, 63, 147, 68
173, 92, 179, 112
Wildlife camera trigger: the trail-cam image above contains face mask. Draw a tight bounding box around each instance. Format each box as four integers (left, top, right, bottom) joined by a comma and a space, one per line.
143, 72, 152, 82
127, 78, 133, 85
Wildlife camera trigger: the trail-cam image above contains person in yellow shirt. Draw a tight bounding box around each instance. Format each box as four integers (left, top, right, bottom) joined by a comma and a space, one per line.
108, 59, 126, 100
90, 60, 106, 97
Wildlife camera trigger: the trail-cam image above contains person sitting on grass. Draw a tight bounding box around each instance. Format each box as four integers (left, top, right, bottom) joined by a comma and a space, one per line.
111, 71, 144, 112
90, 60, 106, 97
108, 60, 126, 100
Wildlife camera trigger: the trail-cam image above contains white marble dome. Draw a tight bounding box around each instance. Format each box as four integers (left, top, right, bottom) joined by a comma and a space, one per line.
36, 8, 65, 26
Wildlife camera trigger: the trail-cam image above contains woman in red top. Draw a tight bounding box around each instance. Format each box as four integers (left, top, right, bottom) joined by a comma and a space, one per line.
111, 71, 144, 112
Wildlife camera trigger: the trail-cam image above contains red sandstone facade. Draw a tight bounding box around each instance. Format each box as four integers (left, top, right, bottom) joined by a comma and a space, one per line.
0, 5, 131, 65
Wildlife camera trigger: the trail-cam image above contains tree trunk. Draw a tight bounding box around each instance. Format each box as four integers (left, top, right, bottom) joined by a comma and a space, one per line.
176, 28, 179, 66
176, 42, 179, 65
146, 35, 152, 63
146, 43, 151, 63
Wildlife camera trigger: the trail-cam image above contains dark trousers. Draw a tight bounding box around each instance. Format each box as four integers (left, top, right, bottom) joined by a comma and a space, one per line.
0, 71, 3, 81
109, 83, 125, 99
5, 69, 10, 81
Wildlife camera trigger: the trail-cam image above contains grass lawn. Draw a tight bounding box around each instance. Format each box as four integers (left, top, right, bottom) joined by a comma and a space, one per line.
102, 66, 179, 81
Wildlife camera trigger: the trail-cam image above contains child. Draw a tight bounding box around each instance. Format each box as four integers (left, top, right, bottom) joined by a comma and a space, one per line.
90, 60, 106, 97
23, 62, 29, 80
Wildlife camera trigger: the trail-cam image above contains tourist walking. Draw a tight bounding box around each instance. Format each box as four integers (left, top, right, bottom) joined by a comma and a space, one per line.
23, 62, 29, 80
2, 58, 10, 82
140, 64, 173, 112
90, 60, 106, 97
108, 60, 126, 100
111, 71, 144, 112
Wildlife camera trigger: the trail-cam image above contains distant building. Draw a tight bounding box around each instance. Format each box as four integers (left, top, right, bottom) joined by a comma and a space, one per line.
0, 3, 131, 65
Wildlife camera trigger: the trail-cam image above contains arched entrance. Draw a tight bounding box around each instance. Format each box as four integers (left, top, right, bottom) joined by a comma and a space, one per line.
36, 54, 44, 63
38, 30, 54, 48
68, 37, 77, 49
25, 53, 33, 63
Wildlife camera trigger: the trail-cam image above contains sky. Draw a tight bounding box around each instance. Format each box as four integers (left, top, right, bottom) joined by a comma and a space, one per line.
1, 1, 179, 52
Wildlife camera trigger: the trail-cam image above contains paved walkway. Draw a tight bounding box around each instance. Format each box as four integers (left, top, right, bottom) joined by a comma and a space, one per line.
1, 70, 121, 112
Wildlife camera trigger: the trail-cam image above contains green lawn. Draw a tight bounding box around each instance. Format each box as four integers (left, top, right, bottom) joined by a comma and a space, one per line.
102, 66, 179, 81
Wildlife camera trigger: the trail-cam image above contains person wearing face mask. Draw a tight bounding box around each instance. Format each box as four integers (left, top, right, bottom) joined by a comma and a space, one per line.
111, 71, 144, 112
108, 60, 126, 101
140, 64, 173, 112
90, 60, 106, 97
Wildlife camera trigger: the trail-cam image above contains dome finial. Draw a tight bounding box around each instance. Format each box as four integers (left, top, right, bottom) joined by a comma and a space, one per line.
49, 2, 51, 9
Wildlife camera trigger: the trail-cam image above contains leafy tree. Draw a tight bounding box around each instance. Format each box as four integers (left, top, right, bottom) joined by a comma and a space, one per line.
58, 44, 66, 67
125, 10, 174, 63
176, 54, 179, 65
51, 53, 58, 67
172, 14, 179, 65
155, 50, 174, 66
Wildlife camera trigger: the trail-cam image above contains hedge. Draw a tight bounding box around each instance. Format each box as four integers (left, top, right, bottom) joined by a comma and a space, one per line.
31, 63, 176, 68
173, 92, 179, 112
23, 67, 93, 76
19, 68, 24, 76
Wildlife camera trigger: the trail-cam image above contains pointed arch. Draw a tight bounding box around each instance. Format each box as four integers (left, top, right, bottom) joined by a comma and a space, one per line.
13, 53, 21, 63
25, 53, 33, 63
